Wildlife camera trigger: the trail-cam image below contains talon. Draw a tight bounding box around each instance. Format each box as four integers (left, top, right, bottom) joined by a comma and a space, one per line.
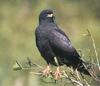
54, 67, 62, 80
42, 65, 52, 77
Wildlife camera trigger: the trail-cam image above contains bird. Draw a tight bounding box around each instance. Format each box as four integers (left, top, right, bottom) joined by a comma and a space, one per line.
35, 9, 91, 79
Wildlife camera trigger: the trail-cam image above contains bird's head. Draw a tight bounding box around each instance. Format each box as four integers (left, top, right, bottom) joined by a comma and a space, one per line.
39, 9, 55, 24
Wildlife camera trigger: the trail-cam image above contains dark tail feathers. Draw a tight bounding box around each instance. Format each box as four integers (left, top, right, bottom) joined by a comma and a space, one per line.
77, 60, 91, 76
77, 59, 100, 82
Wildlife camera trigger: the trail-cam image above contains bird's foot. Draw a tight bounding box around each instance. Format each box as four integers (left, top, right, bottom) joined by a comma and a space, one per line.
54, 67, 62, 80
42, 65, 52, 77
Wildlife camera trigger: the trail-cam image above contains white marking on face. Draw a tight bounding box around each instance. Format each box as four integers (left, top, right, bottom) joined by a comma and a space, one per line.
47, 14, 53, 17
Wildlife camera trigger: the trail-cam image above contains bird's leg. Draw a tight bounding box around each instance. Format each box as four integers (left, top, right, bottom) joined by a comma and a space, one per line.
42, 65, 52, 77
54, 66, 62, 80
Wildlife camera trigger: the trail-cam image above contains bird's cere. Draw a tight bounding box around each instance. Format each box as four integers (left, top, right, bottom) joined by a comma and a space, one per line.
47, 13, 53, 17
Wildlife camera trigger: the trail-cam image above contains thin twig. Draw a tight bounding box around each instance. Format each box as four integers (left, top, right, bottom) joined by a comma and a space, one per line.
87, 29, 100, 71
63, 71, 84, 86
16, 60, 23, 69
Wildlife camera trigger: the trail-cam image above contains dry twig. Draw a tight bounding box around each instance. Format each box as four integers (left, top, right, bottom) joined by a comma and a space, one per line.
86, 29, 100, 71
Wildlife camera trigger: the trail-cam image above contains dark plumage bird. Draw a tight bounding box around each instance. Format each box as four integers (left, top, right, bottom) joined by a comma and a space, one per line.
35, 9, 91, 78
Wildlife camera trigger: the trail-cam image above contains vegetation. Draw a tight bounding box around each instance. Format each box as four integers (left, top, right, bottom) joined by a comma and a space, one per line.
0, 0, 100, 86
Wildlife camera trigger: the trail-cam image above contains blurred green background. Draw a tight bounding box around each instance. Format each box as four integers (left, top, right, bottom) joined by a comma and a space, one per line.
0, 0, 100, 86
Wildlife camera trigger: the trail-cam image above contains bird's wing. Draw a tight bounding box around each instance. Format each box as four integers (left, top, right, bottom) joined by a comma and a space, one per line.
48, 28, 76, 53
54, 28, 70, 41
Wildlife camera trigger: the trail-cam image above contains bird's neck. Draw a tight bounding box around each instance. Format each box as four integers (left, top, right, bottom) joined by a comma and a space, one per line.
39, 18, 54, 24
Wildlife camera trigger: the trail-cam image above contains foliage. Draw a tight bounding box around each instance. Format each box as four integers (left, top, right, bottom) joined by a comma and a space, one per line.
0, 0, 100, 86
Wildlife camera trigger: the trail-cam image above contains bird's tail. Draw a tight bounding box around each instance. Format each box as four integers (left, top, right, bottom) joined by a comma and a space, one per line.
77, 59, 91, 76
77, 59, 100, 82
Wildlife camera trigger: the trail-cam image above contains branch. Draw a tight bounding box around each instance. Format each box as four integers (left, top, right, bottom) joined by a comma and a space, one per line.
13, 58, 91, 86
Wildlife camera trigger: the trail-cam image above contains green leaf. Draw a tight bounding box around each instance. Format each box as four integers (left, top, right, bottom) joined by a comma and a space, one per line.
13, 62, 22, 71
